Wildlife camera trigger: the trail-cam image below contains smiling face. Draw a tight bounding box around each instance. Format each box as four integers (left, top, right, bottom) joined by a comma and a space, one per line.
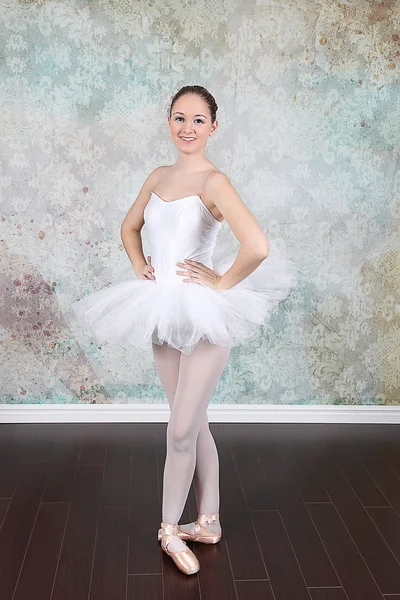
168, 93, 218, 153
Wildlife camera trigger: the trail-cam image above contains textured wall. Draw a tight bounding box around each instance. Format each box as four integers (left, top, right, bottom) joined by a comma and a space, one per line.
0, 0, 399, 405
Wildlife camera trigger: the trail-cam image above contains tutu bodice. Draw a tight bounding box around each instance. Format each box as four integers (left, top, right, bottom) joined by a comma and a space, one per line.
71, 177, 298, 355
144, 191, 222, 285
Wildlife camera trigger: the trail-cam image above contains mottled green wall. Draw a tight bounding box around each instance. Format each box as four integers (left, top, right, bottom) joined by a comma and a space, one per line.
0, 0, 399, 405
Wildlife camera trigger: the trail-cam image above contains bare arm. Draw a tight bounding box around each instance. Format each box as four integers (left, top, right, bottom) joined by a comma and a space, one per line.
120, 166, 164, 278
205, 172, 270, 291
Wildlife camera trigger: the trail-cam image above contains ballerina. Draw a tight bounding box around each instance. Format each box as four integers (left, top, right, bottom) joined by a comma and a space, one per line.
72, 84, 297, 575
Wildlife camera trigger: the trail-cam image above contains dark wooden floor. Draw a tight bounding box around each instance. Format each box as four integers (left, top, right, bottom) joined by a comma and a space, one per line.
0, 421, 400, 600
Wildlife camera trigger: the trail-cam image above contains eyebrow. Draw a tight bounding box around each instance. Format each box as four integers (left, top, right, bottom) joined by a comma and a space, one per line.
172, 111, 207, 119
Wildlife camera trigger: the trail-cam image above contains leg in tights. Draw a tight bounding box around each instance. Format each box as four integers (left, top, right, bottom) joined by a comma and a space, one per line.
152, 343, 221, 517
152, 339, 231, 551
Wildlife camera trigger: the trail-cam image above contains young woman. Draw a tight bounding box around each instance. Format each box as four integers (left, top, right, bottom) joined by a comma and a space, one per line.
72, 85, 297, 575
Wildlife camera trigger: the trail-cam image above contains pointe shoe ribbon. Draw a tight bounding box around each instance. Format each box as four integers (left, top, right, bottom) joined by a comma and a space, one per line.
158, 513, 222, 544
159, 521, 200, 575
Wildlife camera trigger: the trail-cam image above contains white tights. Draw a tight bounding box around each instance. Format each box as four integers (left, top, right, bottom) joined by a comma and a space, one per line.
152, 338, 231, 551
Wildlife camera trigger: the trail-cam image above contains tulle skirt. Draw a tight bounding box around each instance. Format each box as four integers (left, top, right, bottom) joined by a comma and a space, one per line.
71, 240, 297, 355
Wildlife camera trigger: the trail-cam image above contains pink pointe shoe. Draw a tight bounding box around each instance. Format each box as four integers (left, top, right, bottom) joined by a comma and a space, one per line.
158, 513, 222, 544
158, 521, 200, 575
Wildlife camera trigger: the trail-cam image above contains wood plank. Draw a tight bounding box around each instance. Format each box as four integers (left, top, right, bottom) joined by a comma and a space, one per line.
236, 579, 274, 600
0, 461, 48, 600
306, 502, 384, 600
89, 506, 129, 600
366, 507, 400, 564
230, 439, 275, 510
0, 498, 10, 528
51, 465, 103, 600
252, 510, 311, 600
257, 448, 339, 587
310, 455, 400, 594
127, 574, 163, 600
13, 502, 69, 600
80, 423, 108, 466
0, 424, 38, 497
129, 424, 162, 575
214, 425, 267, 581
42, 424, 85, 502
309, 589, 348, 599
188, 495, 237, 600
332, 452, 389, 507
282, 448, 331, 503
101, 423, 132, 507
361, 457, 400, 516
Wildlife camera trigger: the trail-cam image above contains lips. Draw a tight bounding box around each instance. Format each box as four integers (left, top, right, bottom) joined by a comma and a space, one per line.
180, 136, 196, 142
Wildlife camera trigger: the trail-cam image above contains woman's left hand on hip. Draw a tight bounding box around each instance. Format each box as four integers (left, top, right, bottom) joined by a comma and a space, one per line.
176, 259, 222, 290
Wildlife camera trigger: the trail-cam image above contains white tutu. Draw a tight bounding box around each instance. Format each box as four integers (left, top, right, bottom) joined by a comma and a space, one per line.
71, 238, 297, 355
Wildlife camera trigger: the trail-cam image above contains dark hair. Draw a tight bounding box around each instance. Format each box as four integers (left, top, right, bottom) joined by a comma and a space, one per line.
169, 85, 218, 124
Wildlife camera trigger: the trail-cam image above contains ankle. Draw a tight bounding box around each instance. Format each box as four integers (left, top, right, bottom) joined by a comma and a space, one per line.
197, 513, 221, 533
197, 512, 220, 525
161, 521, 179, 535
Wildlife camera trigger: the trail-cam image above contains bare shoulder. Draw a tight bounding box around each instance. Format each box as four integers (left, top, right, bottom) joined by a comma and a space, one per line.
145, 165, 169, 187
206, 169, 233, 193
120, 165, 168, 232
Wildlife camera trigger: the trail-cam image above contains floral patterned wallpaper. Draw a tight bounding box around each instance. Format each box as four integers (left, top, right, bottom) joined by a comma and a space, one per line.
0, 0, 399, 405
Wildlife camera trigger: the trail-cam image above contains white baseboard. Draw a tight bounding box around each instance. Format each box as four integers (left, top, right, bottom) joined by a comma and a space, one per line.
0, 404, 399, 424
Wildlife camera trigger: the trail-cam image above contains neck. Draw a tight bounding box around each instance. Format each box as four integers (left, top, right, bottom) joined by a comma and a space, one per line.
175, 148, 209, 172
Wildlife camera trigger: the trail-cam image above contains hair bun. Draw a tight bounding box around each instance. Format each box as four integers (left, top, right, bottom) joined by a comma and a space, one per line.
169, 85, 218, 124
